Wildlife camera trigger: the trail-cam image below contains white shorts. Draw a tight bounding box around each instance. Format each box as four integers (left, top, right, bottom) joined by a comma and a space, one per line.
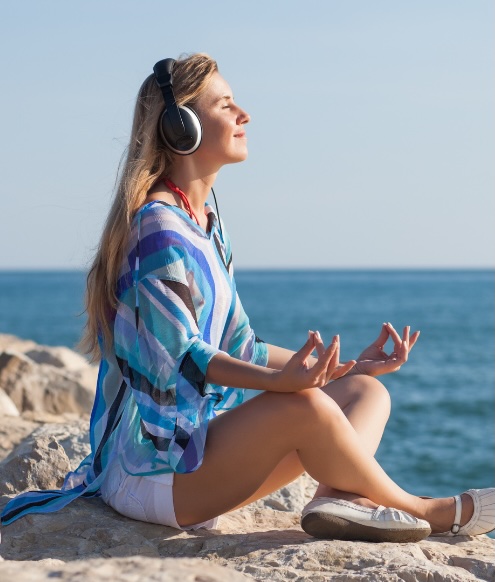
99, 459, 219, 531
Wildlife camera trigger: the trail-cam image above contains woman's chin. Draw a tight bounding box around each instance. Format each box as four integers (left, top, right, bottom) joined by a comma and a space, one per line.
219, 151, 248, 166
232, 148, 249, 163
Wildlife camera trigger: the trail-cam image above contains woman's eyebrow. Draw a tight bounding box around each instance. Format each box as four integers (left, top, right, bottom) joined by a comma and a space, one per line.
215, 95, 234, 103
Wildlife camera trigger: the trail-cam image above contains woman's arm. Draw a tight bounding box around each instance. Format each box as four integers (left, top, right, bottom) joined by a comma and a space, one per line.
266, 341, 356, 378
206, 332, 355, 392
206, 351, 278, 391
265, 343, 304, 370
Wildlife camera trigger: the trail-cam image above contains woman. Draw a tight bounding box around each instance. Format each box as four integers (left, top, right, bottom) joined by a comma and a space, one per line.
2, 53, 493, 543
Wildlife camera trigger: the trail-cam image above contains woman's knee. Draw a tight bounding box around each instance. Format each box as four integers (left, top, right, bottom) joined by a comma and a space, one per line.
351, 375, 391, 417
268, 388, 344, 426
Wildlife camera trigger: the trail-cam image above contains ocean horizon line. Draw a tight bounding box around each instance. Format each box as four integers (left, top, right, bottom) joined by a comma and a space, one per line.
0, 266, 494, 274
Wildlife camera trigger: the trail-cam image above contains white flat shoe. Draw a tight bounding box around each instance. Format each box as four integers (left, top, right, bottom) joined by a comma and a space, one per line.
430, 488, 495, 537
301, 497, 431, 543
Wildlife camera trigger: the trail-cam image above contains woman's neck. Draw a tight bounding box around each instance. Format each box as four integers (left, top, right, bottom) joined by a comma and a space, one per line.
167, 166, 218, 219
166, 177, 210, 216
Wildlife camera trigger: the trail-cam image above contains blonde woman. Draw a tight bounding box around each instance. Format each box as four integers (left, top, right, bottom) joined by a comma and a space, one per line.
2, 54, 493, 543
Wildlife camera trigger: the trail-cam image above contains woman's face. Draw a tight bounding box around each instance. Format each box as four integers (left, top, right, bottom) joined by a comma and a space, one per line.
192, 72, 250, 169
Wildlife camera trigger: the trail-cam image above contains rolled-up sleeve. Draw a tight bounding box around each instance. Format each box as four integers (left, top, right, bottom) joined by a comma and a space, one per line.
219, 226, 269, 370
223, 289, 269, 368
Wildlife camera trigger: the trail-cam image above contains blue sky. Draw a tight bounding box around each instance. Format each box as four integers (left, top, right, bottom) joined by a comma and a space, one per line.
1, 0, 493, 269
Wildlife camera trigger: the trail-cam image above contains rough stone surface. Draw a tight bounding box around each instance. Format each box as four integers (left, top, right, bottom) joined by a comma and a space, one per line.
0, 336, 493, 582
25, 345, 92, 371
251, 472, 317, 513
1, 493, 493, 581
0, 334, 37, 354
0, 351, 96, 415
0, 415, 39, 462
0, 388, 19, 417
0, 557, 252, 581
0, 432, 71, 495
0, 417, 90, 496
24, 419, 91, 471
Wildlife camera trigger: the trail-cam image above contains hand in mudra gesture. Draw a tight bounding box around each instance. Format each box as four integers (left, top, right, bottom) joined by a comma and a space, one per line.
349, 322, 420, 377
272, 331, 356, 392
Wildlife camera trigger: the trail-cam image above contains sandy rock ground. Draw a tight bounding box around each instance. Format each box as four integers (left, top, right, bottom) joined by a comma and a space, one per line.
0, 334, 493, 581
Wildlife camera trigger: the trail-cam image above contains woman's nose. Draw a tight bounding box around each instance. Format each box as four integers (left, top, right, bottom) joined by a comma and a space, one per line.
237, 108, 250, 125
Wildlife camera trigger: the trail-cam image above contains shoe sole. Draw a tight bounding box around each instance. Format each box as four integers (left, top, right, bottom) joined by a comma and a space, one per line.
301, 511, 432, 543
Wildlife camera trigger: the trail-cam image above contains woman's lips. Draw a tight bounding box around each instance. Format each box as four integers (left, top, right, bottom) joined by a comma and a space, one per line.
234, 132, 246, 138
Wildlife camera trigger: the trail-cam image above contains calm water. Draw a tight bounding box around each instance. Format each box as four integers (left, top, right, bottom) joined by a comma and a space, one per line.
0, 269, 493, 507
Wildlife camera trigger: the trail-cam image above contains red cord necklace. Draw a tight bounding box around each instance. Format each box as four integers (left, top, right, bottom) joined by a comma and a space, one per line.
162, 178, 201, 225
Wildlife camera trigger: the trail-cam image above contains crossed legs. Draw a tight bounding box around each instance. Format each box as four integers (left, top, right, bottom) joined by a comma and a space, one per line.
173, 375, 472, 532
225, 373, 391, 511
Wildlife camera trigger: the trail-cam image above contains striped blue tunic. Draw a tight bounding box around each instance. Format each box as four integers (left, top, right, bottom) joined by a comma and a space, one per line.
1, 201, 268, 525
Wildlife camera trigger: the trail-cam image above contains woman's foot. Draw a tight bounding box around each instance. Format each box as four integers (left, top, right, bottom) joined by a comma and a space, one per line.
312, 486, 379, 510
427, 489, 495, 536
304, 486, 431, 543
423, 494, 474, 534
311, 487, 477, 535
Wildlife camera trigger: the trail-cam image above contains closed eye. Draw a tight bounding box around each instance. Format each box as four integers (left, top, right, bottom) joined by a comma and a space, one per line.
217, 94, 234, 109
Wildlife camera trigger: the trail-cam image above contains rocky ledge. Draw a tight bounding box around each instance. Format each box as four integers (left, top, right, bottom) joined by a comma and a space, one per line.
0, 334, 493, 581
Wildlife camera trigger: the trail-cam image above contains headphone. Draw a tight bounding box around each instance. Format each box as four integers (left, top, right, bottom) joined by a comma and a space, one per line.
153, 58, 202, 155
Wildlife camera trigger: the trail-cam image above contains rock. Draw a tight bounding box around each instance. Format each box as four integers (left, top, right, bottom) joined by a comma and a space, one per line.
0, 433, 71, 495
251, 472, 317, 513
0, 351, 38, 410
0, 351, 95, 415
0, 414, 39, 462
0, 388, 19, 417
25, 420, 90, 470
25, 346, 91, 371
0, 334, 37, 354
0, 493, 493, 581
0, 557, 252, 581
0, 418, 90, 495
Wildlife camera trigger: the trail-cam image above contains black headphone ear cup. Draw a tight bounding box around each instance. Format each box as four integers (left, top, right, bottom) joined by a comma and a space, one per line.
159, 105, 202, 155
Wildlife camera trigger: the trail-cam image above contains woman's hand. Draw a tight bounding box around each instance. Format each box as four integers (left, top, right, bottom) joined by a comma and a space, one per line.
348, 322, 420, 377
269, 331, 356, 392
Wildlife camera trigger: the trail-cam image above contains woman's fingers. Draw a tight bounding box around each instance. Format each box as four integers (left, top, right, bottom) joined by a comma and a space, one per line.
292, 331, 345, 389
328, 359, 356, 381
386, 322, 419, 356
299, 328, 421, 385
311, 334, 338, 381
372, 323, 390, 349
409, 330, 420, 350
296, 330, 317, 364
382, 358, 402, 373
385, 322, 402, 350
391, 326, 410, 367
327, 334, 340, 373
399, 325, 409, 352
321, 335, 338, 368
313, 330, 326, 360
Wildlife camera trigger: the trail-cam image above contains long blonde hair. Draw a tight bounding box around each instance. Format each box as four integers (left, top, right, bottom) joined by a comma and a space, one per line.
80, 53, 218, 361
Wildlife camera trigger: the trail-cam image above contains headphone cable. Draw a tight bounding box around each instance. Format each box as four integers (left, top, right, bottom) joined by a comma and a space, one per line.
211, 187, 223, 239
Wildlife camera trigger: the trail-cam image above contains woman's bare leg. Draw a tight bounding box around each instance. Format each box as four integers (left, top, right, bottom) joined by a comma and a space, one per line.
322, 376, 473, 529
173, 387, 470, 531
314, 374, 391, 501
228, 373, 391, 511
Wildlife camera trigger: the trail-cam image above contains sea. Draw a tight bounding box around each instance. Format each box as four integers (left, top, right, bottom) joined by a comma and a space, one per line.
0, 269, 493, 514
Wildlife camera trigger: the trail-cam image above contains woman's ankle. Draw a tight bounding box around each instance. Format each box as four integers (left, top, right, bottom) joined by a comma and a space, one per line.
312, 486, 378, 509
424, 494, 474, 534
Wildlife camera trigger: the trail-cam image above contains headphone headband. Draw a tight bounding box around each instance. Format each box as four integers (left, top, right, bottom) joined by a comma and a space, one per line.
153, 59, 185, 138
153, 58, 175, 87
